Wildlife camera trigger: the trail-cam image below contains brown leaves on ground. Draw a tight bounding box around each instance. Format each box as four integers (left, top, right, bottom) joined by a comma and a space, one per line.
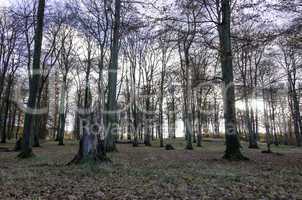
0, 139, 302, 200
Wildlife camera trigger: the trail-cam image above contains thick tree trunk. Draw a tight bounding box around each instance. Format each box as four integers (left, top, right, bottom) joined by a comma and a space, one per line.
219, 0, 247, 160
70, 63, 108, 164
32, 90, 43, 147
1, 79, 12, 143
32, 115, 41, 147
8, 105, 17, 140
68, 116, 109, 165
32, 85, 43, 147
245, 98, 258, 149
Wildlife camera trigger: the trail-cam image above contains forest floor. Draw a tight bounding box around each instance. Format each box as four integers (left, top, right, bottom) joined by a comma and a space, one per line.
0, 138, 302, 200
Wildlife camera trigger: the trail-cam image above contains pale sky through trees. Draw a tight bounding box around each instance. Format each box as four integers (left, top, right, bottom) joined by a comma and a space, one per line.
0, 0, 297, 137
0, 0, 8, 7
0, 0, 292, 137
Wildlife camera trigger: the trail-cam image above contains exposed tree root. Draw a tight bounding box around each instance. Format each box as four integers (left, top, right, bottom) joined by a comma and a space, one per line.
261, 149, 273, 154
14, 138, 22, 151
261, 150, 283, 156
248, 144, 259, 149
0, 147, 10, 152
67, 153, 111, 165
165, 144, 175, 150
17, 149, 35, 159
144, 142, 152, 146
185, 144, 193, 150
132, 139, 139, 147
33, 144, 41, 148
106, 147, 118, 153
116, 140, 132, 144
105, 144, 118, 152
223, 151, 249, 161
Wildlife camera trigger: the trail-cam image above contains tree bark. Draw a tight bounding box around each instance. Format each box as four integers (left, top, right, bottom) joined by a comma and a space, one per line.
219, 0, 247, 160
105, 0, 121, 152
18, 0, 45, 158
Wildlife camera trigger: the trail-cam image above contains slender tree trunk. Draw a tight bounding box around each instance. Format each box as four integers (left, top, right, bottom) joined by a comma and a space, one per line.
263, 89, 272, 153
159, 63, 165, 148
291, 89, 302, 146
192, 90, 196, 143
58, 76, 67, 146
132, 104, 139, 147
144, 96, 151, 146
184, 48, 193, 150
18, 0, 45, 158
8, 104, 17, 140
213, 96, 220, 137
255, 108, 259, 141
105, 0, 121, 152
269, 88, 279, 146
196, 88, 203, 147
53, 70, 59, 140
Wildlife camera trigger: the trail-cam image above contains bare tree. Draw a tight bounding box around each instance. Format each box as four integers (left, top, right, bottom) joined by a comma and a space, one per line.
18, 0, 46, 158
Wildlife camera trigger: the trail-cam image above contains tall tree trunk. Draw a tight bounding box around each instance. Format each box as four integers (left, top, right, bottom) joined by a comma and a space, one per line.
18, 0, 45, 158
196, 88, 203, 147
184, 48, 193, 150
1, 78, 13, 143
53, 70, 59, 140
219, 0, 247, 160
269, 88, 279, 146
214, 96, 220, 137
58, 76, 67, 146
192, 90, 196, 143
291, 89, 302, 146
105, 0, 121, 152
159, 57, 165, 148
126, 99, 131, 141
245, 97, 258, 148
263, 89, 272, 153
32, 90, 43, 147
144, 96, 151, 146
8, 104, 17, 140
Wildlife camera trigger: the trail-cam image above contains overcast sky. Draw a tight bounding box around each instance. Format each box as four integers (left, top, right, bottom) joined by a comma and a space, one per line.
0, 0, 9, 7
